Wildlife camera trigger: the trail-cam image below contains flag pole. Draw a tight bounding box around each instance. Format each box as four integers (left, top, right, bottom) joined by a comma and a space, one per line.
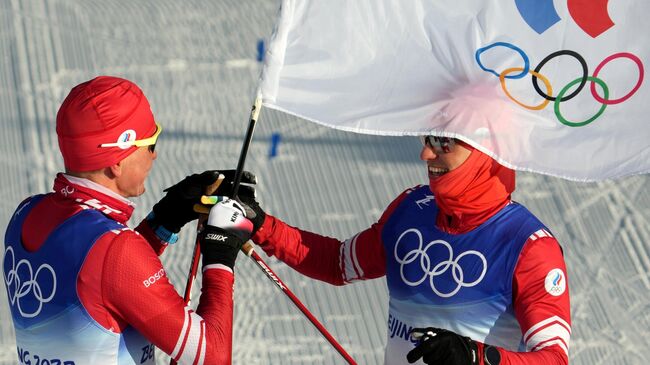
235, 93, 358, 364
231, 93, 262, 198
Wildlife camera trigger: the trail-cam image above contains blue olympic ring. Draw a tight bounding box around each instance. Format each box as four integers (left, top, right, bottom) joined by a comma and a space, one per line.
475, 42, 530, 79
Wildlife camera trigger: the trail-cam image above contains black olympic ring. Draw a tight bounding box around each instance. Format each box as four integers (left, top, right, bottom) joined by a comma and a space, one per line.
532, 50, 589, 102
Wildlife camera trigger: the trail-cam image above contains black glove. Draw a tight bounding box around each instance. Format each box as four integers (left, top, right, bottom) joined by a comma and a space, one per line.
217, 170, 263, 233
151, 170, 256, 233
407, 327, 501, 365
238, 194, 266, 235
213, 170, 258, 201
200, 198, 253, 269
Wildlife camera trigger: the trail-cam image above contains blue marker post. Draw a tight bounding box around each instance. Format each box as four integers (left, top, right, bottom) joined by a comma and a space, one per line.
269, 133, 281, 159
257, 39, 265, 62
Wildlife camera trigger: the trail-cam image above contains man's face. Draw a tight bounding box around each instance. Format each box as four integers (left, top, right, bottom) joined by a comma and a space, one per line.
420, 138, 472, 179
115, 146, 157, 197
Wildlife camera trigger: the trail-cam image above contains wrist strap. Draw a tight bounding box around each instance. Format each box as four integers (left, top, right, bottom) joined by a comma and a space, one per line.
146, 212, 179, 244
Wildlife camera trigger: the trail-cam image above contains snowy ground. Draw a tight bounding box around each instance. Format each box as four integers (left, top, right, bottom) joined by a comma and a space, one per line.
0, 1, 648, 364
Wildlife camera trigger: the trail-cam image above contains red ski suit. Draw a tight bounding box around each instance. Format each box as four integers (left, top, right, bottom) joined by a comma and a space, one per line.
16, 174, 234, 364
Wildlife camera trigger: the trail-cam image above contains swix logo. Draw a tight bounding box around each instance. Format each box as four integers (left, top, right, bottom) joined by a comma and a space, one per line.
206, 233, 227, 242
258, 261, 286, 290
60, 185, 75, 197
515, 0, 614, 38
143, 268, 166, 288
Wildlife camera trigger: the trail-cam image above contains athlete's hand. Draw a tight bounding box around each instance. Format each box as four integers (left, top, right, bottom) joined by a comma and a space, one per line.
209, 170, 257, 201
200, 198, 253, 269
150, 170, 256, 233
407, 327, 501, 365
194, 171, 265, 235
238, 194, 266, 235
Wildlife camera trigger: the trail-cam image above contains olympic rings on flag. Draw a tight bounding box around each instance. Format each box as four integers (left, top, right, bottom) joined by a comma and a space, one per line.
591, 53, 644, 105
500, 67, 552, 111
475, 42, 644, 127
533, 50, 588, 102
556, 76, 609, 127
475, 42, 530, 79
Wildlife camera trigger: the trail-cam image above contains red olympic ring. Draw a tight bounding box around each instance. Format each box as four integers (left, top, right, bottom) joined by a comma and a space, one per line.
590, 52, 645, 105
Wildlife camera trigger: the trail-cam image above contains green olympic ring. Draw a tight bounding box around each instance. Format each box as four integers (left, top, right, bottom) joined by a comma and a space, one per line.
554, 76, 609, 127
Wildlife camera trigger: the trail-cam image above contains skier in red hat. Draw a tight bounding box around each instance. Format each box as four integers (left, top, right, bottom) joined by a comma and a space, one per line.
3, 76, 253, 364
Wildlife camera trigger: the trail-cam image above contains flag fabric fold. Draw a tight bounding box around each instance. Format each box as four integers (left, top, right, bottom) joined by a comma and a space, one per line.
260, 0, 649, 181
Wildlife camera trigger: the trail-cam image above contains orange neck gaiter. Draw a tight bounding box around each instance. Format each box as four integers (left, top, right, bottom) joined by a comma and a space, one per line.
428, 148, 515, 234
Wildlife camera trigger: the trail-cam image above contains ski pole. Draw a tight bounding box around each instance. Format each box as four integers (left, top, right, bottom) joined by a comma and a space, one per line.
230, 94, 262, 198
241, 244, 358, 365
181, 176, 224, 305
170, 177, 224, 365
171, 95, 263, 365
177, 94, 261, 311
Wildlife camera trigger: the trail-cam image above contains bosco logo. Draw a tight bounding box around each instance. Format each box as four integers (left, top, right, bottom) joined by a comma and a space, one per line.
474, 1, 644, 127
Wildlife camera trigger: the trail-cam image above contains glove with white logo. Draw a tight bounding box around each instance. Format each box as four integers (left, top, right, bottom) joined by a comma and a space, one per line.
150, 170, 257, 234
200, 198, 254, 269
407, 327, 501, 365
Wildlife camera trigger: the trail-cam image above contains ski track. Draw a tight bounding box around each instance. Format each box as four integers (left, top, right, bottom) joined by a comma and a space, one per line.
0, 1, 648, 364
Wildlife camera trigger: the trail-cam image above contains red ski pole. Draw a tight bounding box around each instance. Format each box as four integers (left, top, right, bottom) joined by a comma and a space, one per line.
170, 177, 223, 365
241, 243, 358, 365
181, 175, 224, 305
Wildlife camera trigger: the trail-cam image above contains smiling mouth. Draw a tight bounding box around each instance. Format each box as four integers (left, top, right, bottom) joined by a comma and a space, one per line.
428, 166, 449, 177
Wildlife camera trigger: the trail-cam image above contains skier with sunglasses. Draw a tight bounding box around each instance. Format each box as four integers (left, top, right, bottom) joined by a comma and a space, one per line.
241, 136, 571, 365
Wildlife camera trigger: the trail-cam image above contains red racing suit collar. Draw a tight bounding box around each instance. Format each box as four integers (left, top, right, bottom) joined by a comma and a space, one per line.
53, 173, 135, 225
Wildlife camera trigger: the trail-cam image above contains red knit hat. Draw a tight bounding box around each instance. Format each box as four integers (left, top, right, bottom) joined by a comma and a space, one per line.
56, 76, 157, 172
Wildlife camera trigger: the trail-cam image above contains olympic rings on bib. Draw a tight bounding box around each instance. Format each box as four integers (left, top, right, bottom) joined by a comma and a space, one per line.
3, 246, 57, 318
394, 228, 487, 298
475, 42, 644, 127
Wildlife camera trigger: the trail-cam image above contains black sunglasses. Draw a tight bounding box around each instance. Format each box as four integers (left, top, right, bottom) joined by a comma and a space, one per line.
419, 136, 456, 153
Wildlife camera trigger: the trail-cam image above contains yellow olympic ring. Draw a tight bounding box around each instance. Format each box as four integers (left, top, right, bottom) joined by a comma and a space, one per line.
499, 67, 553, 111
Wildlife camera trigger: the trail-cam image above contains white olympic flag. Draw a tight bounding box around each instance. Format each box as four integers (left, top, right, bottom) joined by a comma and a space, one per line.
259, 0, 649, 181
